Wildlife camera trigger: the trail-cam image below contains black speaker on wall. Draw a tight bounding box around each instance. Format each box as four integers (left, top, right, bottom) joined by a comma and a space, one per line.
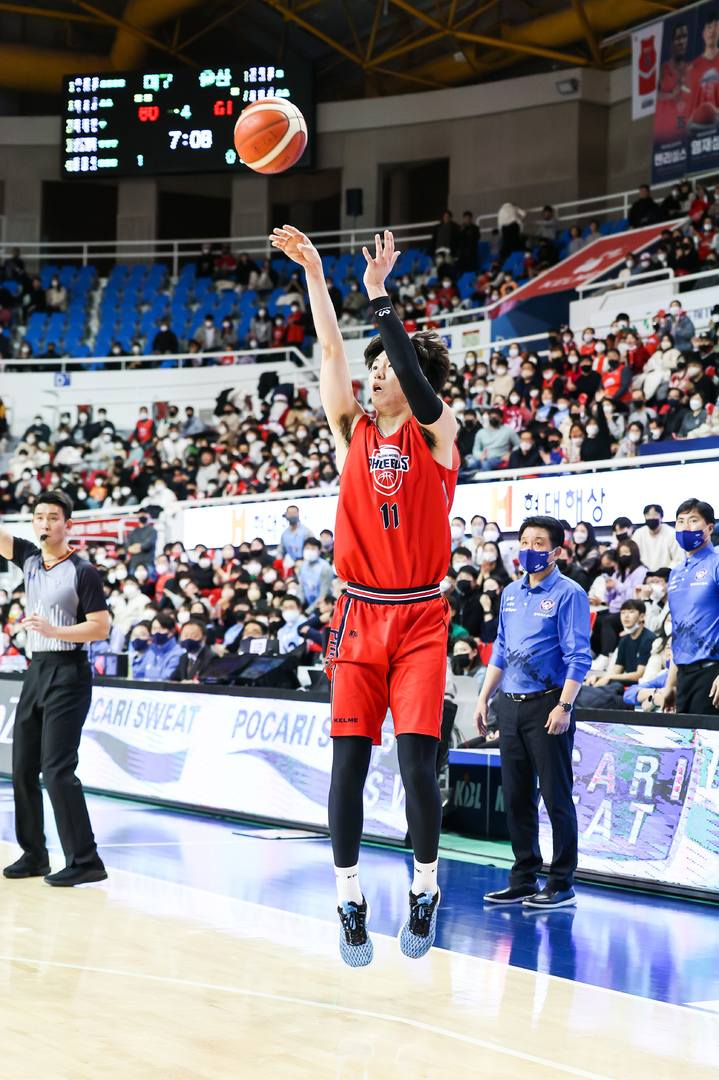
346, 188, 363, 217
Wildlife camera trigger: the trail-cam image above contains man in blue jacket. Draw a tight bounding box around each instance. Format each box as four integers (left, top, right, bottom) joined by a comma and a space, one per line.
132, 612, 183, 680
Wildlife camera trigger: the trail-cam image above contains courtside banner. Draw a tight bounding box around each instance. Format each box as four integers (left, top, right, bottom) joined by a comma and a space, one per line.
539, 722, 718, 893
183, 458, 719, 547
496, 223, 670, 312
0, 679, 407, 841
633, 22, 663, 120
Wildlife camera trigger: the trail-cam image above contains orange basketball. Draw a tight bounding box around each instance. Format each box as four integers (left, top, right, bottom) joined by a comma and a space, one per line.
233, 97, 307, 175
691, 101, 719, 128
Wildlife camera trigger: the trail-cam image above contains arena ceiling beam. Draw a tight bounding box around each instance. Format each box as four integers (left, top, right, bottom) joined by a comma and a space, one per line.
0, 3, 104, 25
68, 0, 195, 66
568, 0, 603, 65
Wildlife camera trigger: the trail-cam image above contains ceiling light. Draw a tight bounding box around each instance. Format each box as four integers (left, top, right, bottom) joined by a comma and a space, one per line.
556, 78, 579, 96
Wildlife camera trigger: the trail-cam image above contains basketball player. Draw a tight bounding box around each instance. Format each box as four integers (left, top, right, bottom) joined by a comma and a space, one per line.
0, 490, 110, 886
271, 225, 457, 966
655, 22, 691, 139
687, 9, 719, 127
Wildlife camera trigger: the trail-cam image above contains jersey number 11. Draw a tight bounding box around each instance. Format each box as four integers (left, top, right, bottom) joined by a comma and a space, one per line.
380, 502, 400, 530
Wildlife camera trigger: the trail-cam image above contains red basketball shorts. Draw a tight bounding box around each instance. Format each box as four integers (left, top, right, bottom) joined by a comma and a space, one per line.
325, 586, 450, 745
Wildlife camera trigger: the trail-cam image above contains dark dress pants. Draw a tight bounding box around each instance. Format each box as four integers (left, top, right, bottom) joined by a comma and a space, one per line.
497, 688, 578, 891
676, 661, 719, 716
12, 655, 100, 867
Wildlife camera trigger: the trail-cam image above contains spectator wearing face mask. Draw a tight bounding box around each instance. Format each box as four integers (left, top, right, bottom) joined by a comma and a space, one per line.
503, 391, 533, 433
685, 356, 718, 405
632, 505, 683, 570
616, 421, 645, 458
277, 505, 315, 563
126, 510, 157, 572
133, 613, 184, 680
152, 322, 179, 354
160, 425, 190, 463
571, 521, 601, 581
275, 595, 306, 654
665, 302, 695, 354
180, 406, 205, 438
450, 517, 467, 551
171, 620, 215, 681
600, 348, 632, 402
638, 332, 681, 400
507, 430, 542, 469
628, 184, 661, 229
296, 538, 334, 611
454, 566, 484, 636
490, 356, 515, 402
556, 546, 590, 591
45, 275, 68, 313
128, 621, 153, 675
194, 313, 218, 353
111, 577, 152, 636
250, 307, 272, 347
470, 409, 519, 472
677, 392, 707, 437
134, 407, 155, 446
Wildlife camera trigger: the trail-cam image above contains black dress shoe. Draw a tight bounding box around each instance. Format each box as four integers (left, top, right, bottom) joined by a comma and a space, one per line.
522, 886, 576, 909
44, 863, 108, 887
483, 883, 540, 904
3, 854, 51, 879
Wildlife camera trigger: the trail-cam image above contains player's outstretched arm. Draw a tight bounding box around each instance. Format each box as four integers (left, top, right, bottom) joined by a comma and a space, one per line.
271, 226, 363, 455
362, 231, 457, 468
0, 523, 14, 561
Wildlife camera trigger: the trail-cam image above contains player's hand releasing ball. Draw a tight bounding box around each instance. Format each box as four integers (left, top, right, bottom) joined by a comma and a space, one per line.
270, 225, 322, 274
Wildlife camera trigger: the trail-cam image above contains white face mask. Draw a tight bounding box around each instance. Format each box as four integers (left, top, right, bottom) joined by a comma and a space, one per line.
571, 436, 583, 446
583, 334, 593, 342
177, 610, 190, 624
246, 561, 261, 576
450, 525, 464, 541
508, 347, 519, 357
123, 583, 139, 598
519, 441, 533, 453
629, 431, 642, 443
574, 530, 588, 544
471, 525, 484, 539
304, 549, 320, 563
114, 567, 127, 580
483, 529, 499, 543
283, 607, 301, 623
509, 394, 520, 405
690, 397, 703, 411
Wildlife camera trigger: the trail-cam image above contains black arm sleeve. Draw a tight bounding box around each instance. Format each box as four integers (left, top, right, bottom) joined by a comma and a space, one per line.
370, 296, 443, 425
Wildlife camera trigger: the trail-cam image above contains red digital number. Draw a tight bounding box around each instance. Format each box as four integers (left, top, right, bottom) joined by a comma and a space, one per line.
138, 106, 159, 121
213, 100, 233, 116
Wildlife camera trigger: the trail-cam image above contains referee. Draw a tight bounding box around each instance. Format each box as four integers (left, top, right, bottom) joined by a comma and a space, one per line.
474, 515, 591, 910
657, 498, 719, 715
0, 491, 110, 886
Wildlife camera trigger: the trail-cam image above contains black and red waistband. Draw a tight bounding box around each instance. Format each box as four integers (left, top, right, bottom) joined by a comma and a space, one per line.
346, 582, 441, 605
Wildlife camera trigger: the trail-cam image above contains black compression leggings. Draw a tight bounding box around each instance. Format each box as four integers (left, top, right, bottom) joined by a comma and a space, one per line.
328, 733, 442, 867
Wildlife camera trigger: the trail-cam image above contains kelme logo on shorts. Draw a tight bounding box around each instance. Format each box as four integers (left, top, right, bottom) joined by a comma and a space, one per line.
368, 446, 410, 495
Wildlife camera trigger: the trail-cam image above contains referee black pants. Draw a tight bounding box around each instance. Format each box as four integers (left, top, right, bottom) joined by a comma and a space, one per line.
12, 654, 101, 868
496, 688, 577, 892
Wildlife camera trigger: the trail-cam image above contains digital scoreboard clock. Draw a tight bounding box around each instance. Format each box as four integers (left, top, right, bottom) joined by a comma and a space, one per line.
61, 62, 313, 178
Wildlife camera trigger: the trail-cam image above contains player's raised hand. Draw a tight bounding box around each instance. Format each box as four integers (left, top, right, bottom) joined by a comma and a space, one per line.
270, 225, 323, 275
362, 230, 400, 295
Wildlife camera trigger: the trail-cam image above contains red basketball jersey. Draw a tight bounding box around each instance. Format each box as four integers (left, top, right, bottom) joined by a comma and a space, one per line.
334, 414, 459, 590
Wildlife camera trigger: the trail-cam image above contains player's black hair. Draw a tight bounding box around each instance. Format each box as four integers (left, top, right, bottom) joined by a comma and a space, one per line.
612, 516, 633, 531
621, 599, 646, 615
518, 516, 564, 549
643, 504, 663, 517
364, 330, 450, 394
676, 498, 716, 524
32, 488, 73, 521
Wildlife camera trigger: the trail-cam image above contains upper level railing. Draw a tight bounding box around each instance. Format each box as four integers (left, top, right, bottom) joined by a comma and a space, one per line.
2, 162, 717, 273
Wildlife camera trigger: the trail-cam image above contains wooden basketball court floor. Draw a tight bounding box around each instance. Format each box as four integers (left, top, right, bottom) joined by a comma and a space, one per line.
1, 779, 718, 1080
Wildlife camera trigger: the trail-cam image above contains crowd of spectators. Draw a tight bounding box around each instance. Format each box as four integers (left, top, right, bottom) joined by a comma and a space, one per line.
0, 495, 691, 723
4, 177, 719, 367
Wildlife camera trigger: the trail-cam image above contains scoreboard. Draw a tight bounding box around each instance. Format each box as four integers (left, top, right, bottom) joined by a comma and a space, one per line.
62, 62, 314, 178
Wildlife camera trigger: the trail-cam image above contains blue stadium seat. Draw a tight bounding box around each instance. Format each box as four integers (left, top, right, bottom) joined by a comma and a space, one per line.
615, 217, 628, 233
266, 288, 284, 317
40, 266, 59, 289
415, 253, 433, 272
58, 266, 77, 289
4, 281, 20, 297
